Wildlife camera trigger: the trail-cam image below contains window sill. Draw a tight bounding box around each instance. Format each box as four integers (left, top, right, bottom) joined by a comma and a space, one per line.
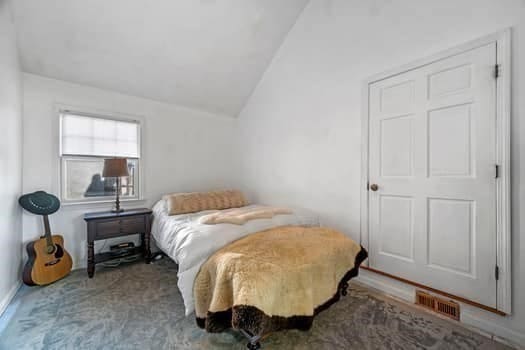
60, 198, 146, 208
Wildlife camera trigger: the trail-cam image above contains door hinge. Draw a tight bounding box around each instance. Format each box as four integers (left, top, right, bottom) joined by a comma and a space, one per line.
495, 265, 500, 280
494, 64, 501, 79
495, 164, 500, 178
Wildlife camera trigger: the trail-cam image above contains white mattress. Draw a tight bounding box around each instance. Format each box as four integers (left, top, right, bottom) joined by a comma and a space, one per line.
151, 200, 320, 315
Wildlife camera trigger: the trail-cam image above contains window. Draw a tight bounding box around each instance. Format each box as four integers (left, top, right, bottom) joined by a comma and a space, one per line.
59, 111, 141, 203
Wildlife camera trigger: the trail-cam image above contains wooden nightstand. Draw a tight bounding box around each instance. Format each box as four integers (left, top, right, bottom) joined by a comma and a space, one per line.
83, 208, 153, 278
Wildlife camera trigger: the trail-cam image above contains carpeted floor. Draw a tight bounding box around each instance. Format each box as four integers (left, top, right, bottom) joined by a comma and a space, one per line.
0, 258, 510, 350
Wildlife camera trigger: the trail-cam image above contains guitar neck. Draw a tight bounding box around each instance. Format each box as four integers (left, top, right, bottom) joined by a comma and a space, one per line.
43, 215, 53, 247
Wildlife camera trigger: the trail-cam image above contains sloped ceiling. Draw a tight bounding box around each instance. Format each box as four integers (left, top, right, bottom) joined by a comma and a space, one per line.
10, 0, 308, 116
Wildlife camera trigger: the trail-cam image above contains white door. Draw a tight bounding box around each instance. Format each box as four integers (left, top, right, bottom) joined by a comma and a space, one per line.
368, 43, 497, 307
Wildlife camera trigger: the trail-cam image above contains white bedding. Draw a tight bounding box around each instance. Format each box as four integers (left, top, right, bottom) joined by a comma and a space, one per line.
151, 200, 320, 316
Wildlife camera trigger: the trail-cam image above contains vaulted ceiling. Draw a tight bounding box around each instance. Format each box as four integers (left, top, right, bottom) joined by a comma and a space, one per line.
10, 0, 308, 116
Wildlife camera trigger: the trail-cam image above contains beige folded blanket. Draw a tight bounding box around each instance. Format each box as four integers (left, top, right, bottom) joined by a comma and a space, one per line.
199, 206, 292, 225
194, 226, 367, 336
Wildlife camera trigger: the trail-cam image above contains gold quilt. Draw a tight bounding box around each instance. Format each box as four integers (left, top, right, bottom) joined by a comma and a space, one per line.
194, 226, 367, 335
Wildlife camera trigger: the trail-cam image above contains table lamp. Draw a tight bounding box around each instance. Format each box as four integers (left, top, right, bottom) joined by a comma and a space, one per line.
103, 158, 129, 212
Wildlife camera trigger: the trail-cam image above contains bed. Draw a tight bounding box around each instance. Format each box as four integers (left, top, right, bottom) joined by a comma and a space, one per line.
151, 199, 320, 316
151, 191, 366, 349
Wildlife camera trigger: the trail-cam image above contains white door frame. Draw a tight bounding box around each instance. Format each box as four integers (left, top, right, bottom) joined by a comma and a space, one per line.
360, 29, 512, 314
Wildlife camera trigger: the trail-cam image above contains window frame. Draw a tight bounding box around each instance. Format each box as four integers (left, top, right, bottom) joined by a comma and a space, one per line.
57, 107, 144, 206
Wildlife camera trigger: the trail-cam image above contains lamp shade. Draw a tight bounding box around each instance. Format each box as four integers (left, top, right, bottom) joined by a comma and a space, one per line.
102, 158, 129, 178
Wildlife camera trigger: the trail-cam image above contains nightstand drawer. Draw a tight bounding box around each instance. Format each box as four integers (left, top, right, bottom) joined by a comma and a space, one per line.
119, 217, 146, 234
95, 216, 146, 238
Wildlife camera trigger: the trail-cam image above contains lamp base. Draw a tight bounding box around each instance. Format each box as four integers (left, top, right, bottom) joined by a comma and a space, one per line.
112, 179, 123, 213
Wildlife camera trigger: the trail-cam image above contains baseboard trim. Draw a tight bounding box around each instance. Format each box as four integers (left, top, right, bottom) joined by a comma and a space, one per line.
461, 309, 525, 349
356, 270, 524, 348
0, 281, 22, 317
356, 273, 414, 302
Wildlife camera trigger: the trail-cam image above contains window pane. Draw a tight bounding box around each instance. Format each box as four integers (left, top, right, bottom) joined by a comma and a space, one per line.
62, 157, 138, 201
61, 113, 139, 158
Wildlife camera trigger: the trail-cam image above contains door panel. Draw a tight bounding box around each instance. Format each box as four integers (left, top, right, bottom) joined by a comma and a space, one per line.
428, 104, 473, 177
427, 198, 474, 276
428, 64, 472, 97
380, 116, 414, 177
380, 80, 415, 114
368, 43, 497, 307
379, 195, 414, 262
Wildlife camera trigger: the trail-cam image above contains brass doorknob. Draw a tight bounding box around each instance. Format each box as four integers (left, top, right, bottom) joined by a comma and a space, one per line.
370, 184, 379, 191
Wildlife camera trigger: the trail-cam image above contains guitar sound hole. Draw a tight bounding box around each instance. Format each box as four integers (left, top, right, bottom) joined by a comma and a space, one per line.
54, 244, 64, 258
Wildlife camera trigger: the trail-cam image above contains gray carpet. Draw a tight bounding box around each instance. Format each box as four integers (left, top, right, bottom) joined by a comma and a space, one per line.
0, 258, 509, 350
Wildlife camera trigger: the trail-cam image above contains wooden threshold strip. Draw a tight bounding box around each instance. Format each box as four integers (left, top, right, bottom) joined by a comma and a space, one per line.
360, 266, 506, 316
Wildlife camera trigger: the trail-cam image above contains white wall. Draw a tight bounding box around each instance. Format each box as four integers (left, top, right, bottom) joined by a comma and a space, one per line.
0, 0, 22, 314
22, 74, 239, 269
237, 0, 525, 346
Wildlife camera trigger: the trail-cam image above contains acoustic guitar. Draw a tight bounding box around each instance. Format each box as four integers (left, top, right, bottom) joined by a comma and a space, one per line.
23, 214, 73, 286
